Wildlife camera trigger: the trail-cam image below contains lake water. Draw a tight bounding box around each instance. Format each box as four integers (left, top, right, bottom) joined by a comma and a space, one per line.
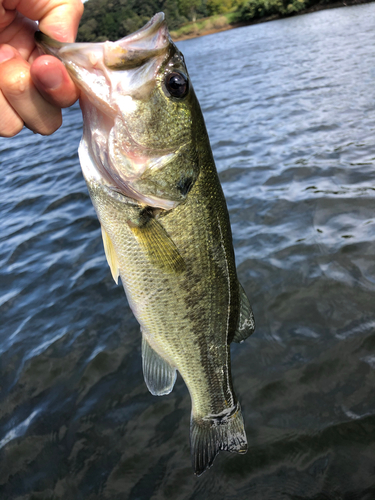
1, 4, 375, 499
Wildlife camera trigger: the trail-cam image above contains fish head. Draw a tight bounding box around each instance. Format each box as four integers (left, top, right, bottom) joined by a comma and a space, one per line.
35, 13, 205, 209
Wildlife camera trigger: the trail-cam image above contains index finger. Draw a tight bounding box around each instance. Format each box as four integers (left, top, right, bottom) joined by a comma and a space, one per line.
7, 0, 84, 42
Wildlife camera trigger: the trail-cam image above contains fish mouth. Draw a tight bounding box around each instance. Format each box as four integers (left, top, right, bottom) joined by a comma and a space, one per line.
34, 13, 170, 86
34, 11, 172, 130
35, 14, 183, 210
34, 12, 168, 61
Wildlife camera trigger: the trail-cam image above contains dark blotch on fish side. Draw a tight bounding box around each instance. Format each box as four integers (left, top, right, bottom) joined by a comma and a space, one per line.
177, 176, 194, 196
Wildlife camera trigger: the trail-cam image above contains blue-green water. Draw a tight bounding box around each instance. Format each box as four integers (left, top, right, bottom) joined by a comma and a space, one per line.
1, 4, 375, 499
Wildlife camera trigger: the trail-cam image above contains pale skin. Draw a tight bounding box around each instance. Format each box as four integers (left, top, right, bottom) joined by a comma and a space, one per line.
0, 0, 83, 137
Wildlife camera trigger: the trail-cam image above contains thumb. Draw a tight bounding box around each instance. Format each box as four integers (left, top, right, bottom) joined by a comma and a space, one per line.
15, 0, 84, 42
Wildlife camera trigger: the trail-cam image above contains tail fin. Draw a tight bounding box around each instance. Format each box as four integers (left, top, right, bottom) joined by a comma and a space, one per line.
190, 402, 247, 476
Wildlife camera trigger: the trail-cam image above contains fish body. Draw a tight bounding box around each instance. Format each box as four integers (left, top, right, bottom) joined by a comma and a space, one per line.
35, 13, 255, 475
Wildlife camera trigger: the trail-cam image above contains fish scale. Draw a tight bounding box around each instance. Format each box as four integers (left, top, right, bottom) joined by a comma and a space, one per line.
88, 146, 244, 452
35, 12, 255, 475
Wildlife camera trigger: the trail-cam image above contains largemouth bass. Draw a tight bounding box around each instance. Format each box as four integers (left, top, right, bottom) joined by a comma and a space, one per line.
35, 13, 255, 475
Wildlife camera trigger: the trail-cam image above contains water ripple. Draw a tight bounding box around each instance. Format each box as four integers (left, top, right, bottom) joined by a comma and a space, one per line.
0, 4, 375, 499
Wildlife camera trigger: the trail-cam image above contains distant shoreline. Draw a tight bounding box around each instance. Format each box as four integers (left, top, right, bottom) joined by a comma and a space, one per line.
172, 0, 373, 41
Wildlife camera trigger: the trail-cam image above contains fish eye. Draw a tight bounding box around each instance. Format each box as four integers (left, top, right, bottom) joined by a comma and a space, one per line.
165, 72, 189, 98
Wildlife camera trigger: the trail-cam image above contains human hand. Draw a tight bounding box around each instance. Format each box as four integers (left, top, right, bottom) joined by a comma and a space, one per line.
0, 0, 83, 137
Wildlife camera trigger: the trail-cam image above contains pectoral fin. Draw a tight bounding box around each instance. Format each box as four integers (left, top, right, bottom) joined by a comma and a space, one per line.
129, 217, 185, 274
232, 283, 255, 343
142, 334, 177, 396
101, 226, 120, 284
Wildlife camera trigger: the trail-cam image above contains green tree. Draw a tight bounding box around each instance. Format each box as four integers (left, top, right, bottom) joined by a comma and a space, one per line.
77, 0, 188, 41
177, 0, 207, 22
207, 0, 234, 15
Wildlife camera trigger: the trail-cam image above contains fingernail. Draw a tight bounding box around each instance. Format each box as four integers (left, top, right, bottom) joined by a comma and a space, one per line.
0, 46, 14, 64
37, 62, 63, 91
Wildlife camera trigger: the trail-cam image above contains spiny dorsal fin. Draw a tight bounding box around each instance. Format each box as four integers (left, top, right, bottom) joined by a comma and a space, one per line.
101, 226, 119, 284
129, 218, 185, 274
232, 283, 255, 343
142, 333, 177, 396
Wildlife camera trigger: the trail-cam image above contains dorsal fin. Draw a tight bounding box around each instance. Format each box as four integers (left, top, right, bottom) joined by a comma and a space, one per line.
101, 226, 120, 284
142, 333, 177, 396
232, 283, 255, 343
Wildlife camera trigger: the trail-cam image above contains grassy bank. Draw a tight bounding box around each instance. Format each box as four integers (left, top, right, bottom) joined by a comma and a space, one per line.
170, 0, 372, 41
170, 13, 236, 40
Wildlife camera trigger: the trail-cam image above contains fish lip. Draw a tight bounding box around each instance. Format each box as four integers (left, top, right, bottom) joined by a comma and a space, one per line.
34, 32, 99, 78
118, 12, 166, 44
34, 31, 64, 57
34, 12, 171, 111
34, 12, 168, 65
34, 11, 165, 47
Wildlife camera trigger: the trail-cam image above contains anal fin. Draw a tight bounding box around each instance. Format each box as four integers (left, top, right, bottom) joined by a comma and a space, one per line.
142, 334, 177, 396
101, 226, 119, 284
232, 283, 255, 343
